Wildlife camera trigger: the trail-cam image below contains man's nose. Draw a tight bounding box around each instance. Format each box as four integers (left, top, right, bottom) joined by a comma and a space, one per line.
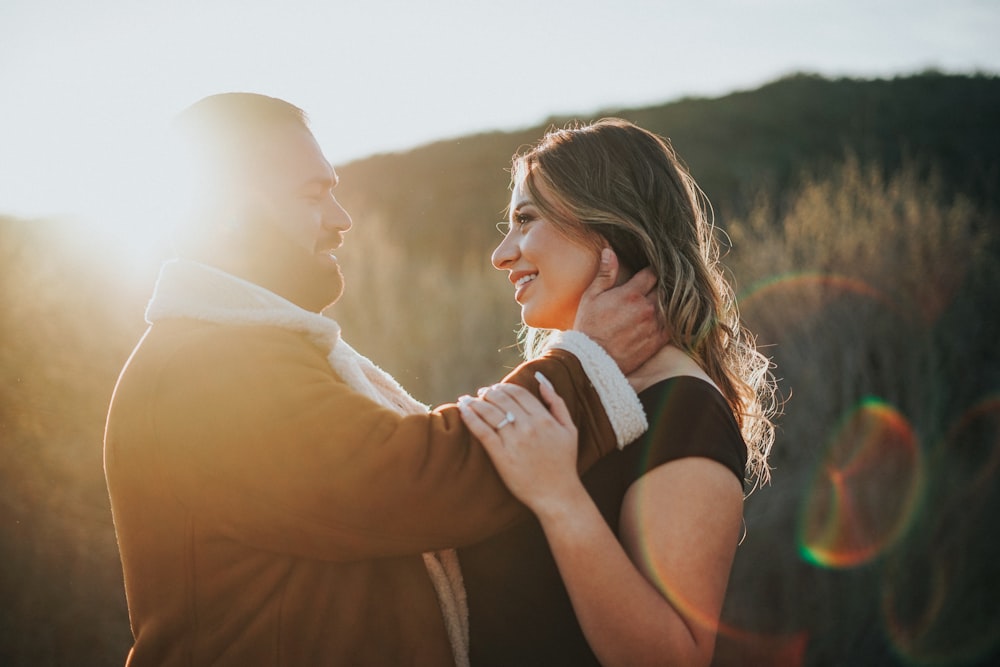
325, 197, 352, 232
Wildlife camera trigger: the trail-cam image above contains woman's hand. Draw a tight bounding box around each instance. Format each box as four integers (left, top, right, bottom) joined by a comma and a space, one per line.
457, 373, 584, 515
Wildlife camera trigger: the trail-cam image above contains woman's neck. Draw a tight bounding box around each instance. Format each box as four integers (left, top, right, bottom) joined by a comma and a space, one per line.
626, 344, 718, 394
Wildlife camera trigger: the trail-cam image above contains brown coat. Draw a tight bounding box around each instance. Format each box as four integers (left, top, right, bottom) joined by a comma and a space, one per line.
104, 318, 620, 666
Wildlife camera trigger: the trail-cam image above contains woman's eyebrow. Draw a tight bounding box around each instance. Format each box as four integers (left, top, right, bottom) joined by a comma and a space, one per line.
510, 198, 533, 215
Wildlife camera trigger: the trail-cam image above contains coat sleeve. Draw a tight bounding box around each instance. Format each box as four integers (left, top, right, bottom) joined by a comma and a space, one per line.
148, 325, 645, 560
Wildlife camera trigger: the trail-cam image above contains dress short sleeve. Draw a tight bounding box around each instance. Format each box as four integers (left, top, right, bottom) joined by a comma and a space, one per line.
623, 376, 747, 488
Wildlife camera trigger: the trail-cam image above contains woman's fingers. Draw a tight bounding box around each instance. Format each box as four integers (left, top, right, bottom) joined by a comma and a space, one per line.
535, 372, 573, 428
476, 382, 549, 421
461, 393, 517, 432
456, 396, 507, 453
459, 379, 581, 510
459, 378, 573, 451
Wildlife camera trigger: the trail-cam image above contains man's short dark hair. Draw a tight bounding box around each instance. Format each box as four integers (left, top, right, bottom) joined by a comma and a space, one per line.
172, 92, 310, 183
166, 93, 312, 254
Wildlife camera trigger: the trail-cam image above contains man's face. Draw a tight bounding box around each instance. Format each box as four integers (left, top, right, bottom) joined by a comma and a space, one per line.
231, 124, 352, 312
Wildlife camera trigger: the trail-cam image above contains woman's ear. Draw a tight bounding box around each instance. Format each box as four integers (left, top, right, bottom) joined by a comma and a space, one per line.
608, 247, 635, 286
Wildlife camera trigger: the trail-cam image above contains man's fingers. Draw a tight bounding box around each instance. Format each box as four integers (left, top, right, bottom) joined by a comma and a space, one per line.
622, 265, 658, 298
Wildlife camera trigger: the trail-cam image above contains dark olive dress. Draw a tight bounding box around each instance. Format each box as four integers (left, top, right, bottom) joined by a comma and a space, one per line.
459, 376, 747, 667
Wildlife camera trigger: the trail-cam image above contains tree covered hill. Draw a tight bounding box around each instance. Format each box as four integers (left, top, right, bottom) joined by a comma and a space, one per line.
334, 70, 1000, 267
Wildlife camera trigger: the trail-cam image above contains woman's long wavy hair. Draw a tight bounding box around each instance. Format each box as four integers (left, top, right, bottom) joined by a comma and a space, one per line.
513, 118, 777, 488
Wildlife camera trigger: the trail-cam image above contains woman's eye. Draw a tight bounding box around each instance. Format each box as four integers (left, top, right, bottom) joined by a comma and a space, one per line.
497, 213, 534, 235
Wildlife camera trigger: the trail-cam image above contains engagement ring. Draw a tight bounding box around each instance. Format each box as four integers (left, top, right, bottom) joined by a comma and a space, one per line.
494, 411, 516, 430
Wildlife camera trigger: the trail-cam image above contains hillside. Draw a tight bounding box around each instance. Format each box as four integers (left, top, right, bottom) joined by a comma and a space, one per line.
333, 70, 1000, 269
2, 72, 999, 666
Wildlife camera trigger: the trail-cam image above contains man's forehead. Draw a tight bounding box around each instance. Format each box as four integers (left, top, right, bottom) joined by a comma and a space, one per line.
255, 125, 334, 182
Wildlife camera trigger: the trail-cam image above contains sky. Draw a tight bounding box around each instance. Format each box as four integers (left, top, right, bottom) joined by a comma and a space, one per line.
1, 0, 998, 245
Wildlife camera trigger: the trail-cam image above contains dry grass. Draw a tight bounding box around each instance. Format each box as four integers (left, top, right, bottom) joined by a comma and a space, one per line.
1, 156, 998, 665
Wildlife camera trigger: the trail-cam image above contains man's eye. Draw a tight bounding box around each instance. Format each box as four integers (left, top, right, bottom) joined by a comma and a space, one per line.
303, 191, 326, 204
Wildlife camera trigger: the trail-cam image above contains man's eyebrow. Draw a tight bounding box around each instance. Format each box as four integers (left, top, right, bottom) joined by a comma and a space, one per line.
303, 175, 337, 190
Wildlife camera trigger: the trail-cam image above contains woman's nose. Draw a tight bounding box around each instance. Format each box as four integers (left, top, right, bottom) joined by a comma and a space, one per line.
491, 232, 518, 270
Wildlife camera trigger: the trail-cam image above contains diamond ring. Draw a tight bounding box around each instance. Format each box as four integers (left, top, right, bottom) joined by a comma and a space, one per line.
494, 411, 516, 430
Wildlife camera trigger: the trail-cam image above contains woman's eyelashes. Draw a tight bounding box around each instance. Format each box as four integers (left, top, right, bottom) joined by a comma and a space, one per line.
497, 210, 537, 236
512, 212, 535, 231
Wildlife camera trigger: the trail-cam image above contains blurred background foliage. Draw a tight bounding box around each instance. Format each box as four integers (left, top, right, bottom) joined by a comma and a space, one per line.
2, 71, 999, 666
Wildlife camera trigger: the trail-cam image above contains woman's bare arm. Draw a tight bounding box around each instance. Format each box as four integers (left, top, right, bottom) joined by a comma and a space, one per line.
458, 381, 743, 667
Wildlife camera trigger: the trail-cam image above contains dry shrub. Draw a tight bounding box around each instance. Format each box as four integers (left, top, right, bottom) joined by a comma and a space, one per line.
716, 159, 1000, 665
2, 150, 998, 665
329, 211, 524, 405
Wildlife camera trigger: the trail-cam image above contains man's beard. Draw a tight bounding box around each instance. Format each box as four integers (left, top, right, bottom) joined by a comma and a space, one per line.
236, 223, 345, 313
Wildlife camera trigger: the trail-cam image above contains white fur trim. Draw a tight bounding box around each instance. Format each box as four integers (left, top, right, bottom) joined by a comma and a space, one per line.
423, 551, 469, 667
545, 330, 648, 448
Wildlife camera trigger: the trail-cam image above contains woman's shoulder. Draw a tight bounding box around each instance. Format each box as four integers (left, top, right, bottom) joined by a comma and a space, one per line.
631, 375, 746, 483
640, 373, 722, 397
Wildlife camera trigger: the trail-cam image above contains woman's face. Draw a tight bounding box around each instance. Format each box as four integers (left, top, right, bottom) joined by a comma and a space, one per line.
492, 174, 601, 330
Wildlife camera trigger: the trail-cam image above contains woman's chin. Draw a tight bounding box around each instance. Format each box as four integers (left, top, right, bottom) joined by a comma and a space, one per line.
520, 306, 543, 330
521, 307, 573, 332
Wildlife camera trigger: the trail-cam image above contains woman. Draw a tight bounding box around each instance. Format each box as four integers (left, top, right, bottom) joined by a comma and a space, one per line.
456, 118, 777, 667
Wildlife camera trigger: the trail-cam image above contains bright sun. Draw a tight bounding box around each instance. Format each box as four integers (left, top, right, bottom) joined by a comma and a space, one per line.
12, 106, 183, 277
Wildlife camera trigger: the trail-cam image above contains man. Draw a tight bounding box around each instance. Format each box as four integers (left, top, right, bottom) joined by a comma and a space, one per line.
104, 93, 662, 666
